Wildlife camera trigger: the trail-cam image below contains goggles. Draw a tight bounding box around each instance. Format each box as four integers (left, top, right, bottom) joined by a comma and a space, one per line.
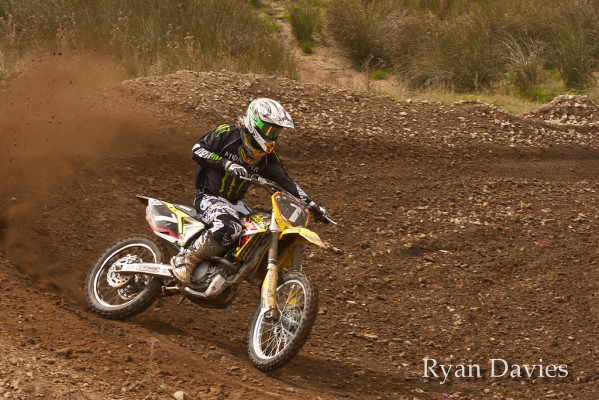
255, 120, 284, 140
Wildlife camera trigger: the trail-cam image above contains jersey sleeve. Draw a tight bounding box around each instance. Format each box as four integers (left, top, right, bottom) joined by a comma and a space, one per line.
191, 124, 233, 169
261, 153, 312, 203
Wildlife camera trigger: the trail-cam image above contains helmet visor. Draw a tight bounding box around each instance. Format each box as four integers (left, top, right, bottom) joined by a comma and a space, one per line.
255, 120, 284, 140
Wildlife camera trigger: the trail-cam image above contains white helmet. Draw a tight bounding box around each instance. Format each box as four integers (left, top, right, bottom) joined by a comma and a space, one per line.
242, 98, 294, 156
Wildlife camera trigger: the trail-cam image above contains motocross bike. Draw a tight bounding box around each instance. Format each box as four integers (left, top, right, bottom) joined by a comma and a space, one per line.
84, 175, 335, 371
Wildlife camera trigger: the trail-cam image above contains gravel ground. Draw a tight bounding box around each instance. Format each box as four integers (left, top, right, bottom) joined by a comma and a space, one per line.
0, 57, 597, 399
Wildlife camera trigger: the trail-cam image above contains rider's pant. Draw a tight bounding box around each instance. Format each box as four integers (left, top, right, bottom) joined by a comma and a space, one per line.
194, 194, 251, 247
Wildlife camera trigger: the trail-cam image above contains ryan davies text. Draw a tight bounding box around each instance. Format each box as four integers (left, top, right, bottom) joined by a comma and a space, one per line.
423, 358, 569, 384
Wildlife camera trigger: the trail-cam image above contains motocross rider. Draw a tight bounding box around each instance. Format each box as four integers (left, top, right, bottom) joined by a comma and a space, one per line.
172, 98, 331, 285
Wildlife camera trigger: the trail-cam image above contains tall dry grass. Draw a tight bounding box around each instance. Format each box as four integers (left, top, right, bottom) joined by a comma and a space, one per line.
327, 0, 599, 92
288, 0, 325, 48
541, 0, 599, 89
402, 5, 505, 92
327, 0, 399, 67
0, 0, 298, 79
502, 36, 546, 93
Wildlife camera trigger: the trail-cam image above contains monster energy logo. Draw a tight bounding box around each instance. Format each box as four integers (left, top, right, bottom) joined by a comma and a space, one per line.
194, 147, 222, 161
219, 171, 248, 199
213, 124, 231, 137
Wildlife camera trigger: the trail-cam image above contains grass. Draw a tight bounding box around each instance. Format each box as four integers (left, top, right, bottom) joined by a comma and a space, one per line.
300, 41, 314, 54
394, 89, 548, 115
370, 68, 391, 80
0, 0, 298, 79
391, 78, 599, 116
327, 0, 599, 97
2, 0, 599, 115
288, 0, 325, 51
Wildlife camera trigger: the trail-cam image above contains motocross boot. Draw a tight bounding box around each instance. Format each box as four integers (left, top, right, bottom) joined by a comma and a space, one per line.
171, 231, 225, 286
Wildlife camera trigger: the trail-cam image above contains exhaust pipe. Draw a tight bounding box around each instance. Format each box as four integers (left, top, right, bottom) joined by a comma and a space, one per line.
183, 274, 228, 298
116, 257, 245, 300
116, 261, 227, 298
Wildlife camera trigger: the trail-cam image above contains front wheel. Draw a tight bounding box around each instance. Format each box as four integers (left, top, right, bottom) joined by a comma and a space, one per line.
85, 235, 166, 320
248, 272, 319, 371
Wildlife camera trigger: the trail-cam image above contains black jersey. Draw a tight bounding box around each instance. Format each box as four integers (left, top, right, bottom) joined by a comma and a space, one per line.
192, 123, 311, 204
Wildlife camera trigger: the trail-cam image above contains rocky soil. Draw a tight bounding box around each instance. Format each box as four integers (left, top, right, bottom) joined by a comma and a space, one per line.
0, 54, 598, 399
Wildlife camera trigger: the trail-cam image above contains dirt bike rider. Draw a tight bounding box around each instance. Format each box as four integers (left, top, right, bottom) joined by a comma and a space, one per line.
172, 98, 331, 285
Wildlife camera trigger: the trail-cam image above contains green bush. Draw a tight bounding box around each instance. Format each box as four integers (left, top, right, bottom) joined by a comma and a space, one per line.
288, 0, 324, 44
519, 86, 558, 102
370, 68, 391, 80
300, 40, 314, 54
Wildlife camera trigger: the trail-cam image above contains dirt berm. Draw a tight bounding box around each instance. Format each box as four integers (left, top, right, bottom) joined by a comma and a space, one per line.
0, 55, 597, 399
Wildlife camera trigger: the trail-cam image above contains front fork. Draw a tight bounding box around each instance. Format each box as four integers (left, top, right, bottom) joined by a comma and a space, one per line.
261, 221, 307, 320
261, 228, 280, 320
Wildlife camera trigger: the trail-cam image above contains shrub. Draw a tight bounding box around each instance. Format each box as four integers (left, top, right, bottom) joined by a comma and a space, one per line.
542, 0, 599, 89
327, 0, 398, 67
400, 6, 505, 91
332, 0, 599, 94
382, 8, 432, 83
300, 41, 314, 54
288, 0, 324, 44
502, 36, 547, 92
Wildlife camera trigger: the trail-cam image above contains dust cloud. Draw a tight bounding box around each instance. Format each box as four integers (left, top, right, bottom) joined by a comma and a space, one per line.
0, 52, 162, 301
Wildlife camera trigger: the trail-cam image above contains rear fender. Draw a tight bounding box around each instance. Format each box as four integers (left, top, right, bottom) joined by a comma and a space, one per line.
137, 195, 204, 248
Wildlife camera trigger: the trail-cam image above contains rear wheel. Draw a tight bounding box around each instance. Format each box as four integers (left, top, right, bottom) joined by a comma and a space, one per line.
248, 272, 319, 371
85, 235, 166, 320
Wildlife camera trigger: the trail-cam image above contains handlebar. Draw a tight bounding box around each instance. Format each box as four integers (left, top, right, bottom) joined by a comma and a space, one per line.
240, 174, 337, 225
239, 174, 283, 194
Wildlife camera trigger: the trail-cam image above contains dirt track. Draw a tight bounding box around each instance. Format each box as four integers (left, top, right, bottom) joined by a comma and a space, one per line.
0, 55, 598, 399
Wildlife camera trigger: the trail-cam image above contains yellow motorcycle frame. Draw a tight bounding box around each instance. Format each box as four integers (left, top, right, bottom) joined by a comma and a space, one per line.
133, 175, 331, 316
262, 194, 324, 317
236, 176, 328, 319
86, 174, 335, 371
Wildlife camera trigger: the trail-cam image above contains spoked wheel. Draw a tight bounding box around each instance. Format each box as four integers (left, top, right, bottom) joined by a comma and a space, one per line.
248, 272, 319, 371
85, 235, 166, 320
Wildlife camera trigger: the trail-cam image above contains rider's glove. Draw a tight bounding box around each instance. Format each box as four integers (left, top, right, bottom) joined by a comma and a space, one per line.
225, 161, 249, 179
308, 201, 331, 224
